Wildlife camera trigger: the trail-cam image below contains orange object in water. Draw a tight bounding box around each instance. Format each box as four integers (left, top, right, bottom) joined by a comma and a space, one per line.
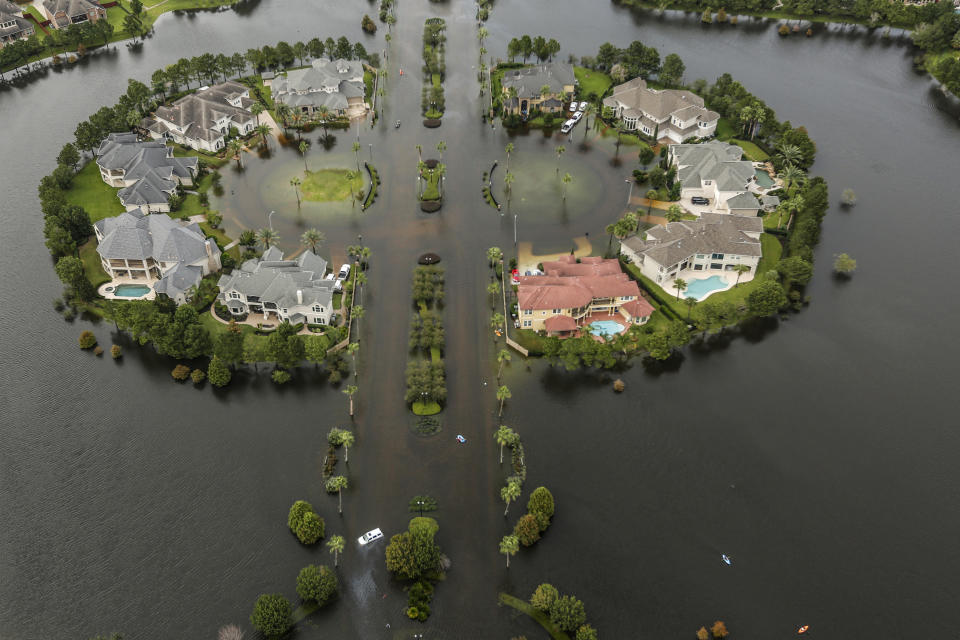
798, 626, 809, 634
399, 68, 403, 75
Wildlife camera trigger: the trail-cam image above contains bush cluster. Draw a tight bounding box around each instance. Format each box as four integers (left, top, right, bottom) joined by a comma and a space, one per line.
287, 500, 325, 545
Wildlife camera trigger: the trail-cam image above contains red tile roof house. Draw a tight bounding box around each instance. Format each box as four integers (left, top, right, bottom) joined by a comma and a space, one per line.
42, 0, 105, 30
516, 256, 654, 338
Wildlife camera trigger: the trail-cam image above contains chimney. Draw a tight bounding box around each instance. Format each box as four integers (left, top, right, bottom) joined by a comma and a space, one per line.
204, 239, 213, 257
296, 289, 303, 305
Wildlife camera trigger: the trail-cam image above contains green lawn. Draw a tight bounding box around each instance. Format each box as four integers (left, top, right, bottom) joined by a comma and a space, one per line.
498, 593, 571, 640
199, 222, 232, 248
420, 169, 441, 201
301, 168, 364, 202
66, 162, 126, 223
575, 66, 613, 99
79, 239, 111, 288
715, 117, 736, 141
171, 144, 229, 166
363, 69, 374, 101
412, 400, 441, 416
730, 139, 769, 162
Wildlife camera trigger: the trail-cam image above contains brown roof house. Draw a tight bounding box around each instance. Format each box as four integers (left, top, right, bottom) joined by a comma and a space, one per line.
0, 0, 35, 48
142, 81, 256, 153
42, 0, 105, 30
517, 256, 652, 337
602, 78, 719, 143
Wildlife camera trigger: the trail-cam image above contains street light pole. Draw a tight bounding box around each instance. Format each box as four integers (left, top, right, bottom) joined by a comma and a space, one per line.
268, 210, 275, 230
513, 211, 517, 247
625, 178, 634, 208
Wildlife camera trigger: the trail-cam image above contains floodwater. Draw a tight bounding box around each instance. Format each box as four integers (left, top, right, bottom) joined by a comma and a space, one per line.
1, 0, 959, 638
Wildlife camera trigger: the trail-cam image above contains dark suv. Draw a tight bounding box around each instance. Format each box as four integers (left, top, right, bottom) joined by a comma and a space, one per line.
691, 196, 710, 205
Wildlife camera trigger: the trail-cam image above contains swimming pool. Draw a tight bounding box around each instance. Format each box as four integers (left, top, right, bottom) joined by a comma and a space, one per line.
754, 168, 775, 188
684, 275, 728, 301
589, 320, 625, 337
114, 284, 152, 298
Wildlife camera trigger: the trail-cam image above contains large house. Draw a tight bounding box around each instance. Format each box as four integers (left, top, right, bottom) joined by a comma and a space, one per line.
94, 209, 222, 304
271, 58, 367, 118
620, 213, 763, 289
95, 133, 197, 213
42, 0, 105, 29
217, 248, 336, 326
0, 0, 35, 48
670, 141, 761, 217
517, 256, 653, 337
142, 81, 256, 153
603, 78, 719, 143
500, 62, 576, 117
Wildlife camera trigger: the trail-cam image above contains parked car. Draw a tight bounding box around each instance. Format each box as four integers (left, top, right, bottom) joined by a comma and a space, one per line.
571, 111, 583, 122
358, 528, 383, 545
511, 268, 520, 285
578, 101, 588, 111
338, 264, 351, 279
560, 120, 575, 134
334, 279, 343, 292
324, 273, 335, 281
691, 196, 710, 205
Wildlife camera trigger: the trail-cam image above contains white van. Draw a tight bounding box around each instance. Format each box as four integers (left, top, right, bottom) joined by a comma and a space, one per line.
560, 120, 575, 134
338, 264, 351, 279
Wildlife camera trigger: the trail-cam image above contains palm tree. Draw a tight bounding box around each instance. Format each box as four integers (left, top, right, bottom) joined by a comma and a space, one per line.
504, 142, 514, 170
250, 101, 263, 125
276, 103, 292, 132
605, 222, 617, 253
496, 385, 511, 417
255, 123, 271, 148
491, 312, 505, 334
339, 429, 355, 463
435, 163, 446, 198
778, 164, 806, 192
494, 424, 517, 463
555, 145, 565, 174
684, 296, 697, 320
239, 229, 257, 249
487, 246, 503, 267
486, 281, 500, 308
255, 227, 279, 249
733, 263, 751, 286
415, 144, 422, 163
300, 228, 324, 252
299, 140, 309, 172
504, 171, 515, 203
477, 26, 489, 43
343, 384, 358, 416
673, 277, 687, 300
582, 103, 594, 139
776, 143, 801, 166
345, 342, 359, 379
499, 534, 519, 568
315, 105, 330, 139
327, 535, 345, 567
786, 194, 805, 230
436, 140, 447, 162
228, 138, 244, 169
497, 348, 511, 380
561, 172, 572, 201
352, 141, 361, 172
666, 203, 684, 222
500, 479, 521, 516
325, 475, 349, 513
290, 177, 302, 207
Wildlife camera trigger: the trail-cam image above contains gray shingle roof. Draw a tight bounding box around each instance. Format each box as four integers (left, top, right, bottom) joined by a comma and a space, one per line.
95, 210, 218, 265
672, 141, 754, 192
155, 81, 253, 143
218, 249, 334, 311
153, 263, 203, 300
501, 63, 575, 98
43, 0, 102, 24
606, 77, 714, 122
724, 192, 760, 210
622, 213, 763, 269
273, 58, 366, 111
0, 2, 33, 41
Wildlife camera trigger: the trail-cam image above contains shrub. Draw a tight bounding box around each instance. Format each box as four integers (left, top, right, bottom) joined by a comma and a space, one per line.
271, 369, 292, 384
576, 624, 599, 640
296, 564, 339, 605
208, 355, 232, 387
78, 330, 97, 349
513, 514, 541, 546
407, 606, 419, 619
778, 24, 790, 35
527, 486, 555, 522
530, 583, 559, 612
613, 379, 625, 392
93, 346, 104, 356
110, 345, 122, 359
295, 511, 325, 544
249, 593, 292, 638
549, 595, 587, 633
191, 368, 206, 384
171, 364, 191, 381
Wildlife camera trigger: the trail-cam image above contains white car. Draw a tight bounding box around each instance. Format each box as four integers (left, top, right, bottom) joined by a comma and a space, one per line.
578, 101, 588, 112
338, 263, 351, 280
560, 120, 575, 134
334, 279, 343, 292
571, 111, 583, 122
358, 528, 383, 545
324, 273, 335, 281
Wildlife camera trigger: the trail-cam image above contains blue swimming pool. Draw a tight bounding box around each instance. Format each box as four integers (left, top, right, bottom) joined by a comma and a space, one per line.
684, 275, 728, 301
114, 284, 152, 298
589, 320, 625, 337
754, 168, 775, 188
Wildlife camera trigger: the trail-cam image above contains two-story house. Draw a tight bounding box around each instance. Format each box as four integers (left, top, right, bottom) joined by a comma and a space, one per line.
143, 81, 256, 153
602, 78, 719, 143
0, 0, 35, 48
217, 248, 336, 326
94, 209, 222, 304
500, 62, 576, 117
516, 256, 653, 337
620, 213, 763, 293
670, 141, 760, 216
42, 0, 105, 30
95, 133, 197, 213
271, 58, 368, 118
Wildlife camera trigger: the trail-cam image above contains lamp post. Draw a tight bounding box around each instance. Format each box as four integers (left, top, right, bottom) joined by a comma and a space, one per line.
268, 209, 275, 230
625, 178, 634, 207
416, 499, 425, 517
513, 211, 517, 247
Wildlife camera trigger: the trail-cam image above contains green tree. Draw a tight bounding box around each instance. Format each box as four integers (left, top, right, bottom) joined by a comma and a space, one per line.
561, 172, 573, 201
527, 486, 555, 529
746, 280, 788, 316
45, 224, 76, 257
496, 348, 511, 379
214, 321, 244, 365
684, 295, 697, 320
549, 595, 587, 633
555, 144, 565, 173
55, 256, 95, 301
673, 277, 687, 300
576, 624, 599, 640
385, 526, 441, 580
487, 281, 500, 308
57, 143, 80, 171
496, 384, 511, 417
228, 138, 244, 169
499, 534, 519, 569
660, 52, 686, 87
325, 475, 349, 514
268, 321, 304, 369
327, 535, 345, 567
833, 252, 857, 275
666, 203, 684, 222
777, 256, 813, 287
513, 513, 541, 546
207, 355, 232, 387
732, 263, 751, 286
530, 583, 559, 611
343, 384, 358, 416
501, 477, 521, 516
249, 594, 292, 638
78, 330, 97, 349
487, 246, 503, 267
494, 425, 518, 463
504, 142, 514, 169
296, 564, 339, 605
300, 228, 324, 253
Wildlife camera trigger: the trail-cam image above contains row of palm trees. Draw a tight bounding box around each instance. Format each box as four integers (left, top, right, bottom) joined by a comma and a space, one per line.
773, 143, 808, 229
238, 227, 326, 253
500, 142, 574, 204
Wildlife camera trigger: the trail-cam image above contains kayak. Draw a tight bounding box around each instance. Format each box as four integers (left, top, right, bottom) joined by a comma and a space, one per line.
456, 435, 466, 443
798, 626, 809, 634
721, 554, 731, 565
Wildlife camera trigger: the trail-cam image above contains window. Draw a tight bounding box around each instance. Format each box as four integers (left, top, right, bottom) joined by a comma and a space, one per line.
696, 254, 705, 259
693, 264, 703, 271
524, 309, 532, 316
712, 253, 724, 260
523, 320, 531, 327
711, 263, 722, 270
231, 292, 240, 299
552, 308, 561, 314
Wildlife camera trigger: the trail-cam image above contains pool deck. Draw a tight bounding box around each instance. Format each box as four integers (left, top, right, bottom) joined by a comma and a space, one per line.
662, 268, 755, 302
98, 277, 157, 301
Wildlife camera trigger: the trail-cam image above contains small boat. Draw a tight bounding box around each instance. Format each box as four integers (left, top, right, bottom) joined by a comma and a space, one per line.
456, 435, 466, 443
798, 625, 809, 634
721, 554, 731, 565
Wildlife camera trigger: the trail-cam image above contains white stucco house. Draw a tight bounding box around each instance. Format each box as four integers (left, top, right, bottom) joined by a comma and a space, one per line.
602, 78, 719, 143
272, 58, 368, 118
142, 81, 256, 153
670, 141, 761, 217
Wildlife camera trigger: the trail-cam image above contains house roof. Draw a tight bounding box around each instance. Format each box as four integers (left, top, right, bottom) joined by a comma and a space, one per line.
621, 214, 762, 270
604, 77, 718, 125
518, 257, 640, 311
273, 58, 365, 110
622, 298, 655, 319
724, 192, 760, 210
117, 168, 176, 207
501, 63, 575, 99
43, 0, 101, 26
0, 11, 32, 39
217, 249, 334, 311
95, 209, 218, 264
153, 263, 203, 300
155, 81, 252, 143
96, 133, 196, 180
544, 315, 577, 332
672, 141, 754, 192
